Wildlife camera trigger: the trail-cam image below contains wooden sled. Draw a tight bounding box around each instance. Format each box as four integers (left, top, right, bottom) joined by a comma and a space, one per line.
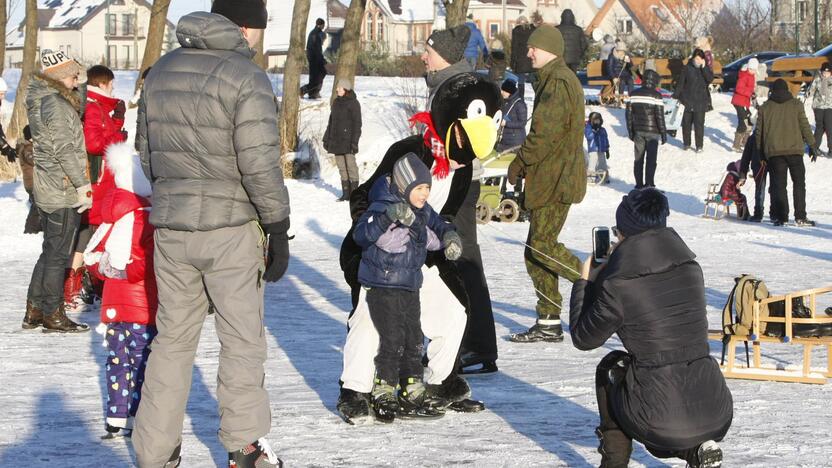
709, 286, 832, 384
703, 175, 733, 220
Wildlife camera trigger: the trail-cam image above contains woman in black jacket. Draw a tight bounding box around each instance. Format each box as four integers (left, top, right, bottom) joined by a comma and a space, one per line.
673, 49, 714, 152
323, 78, 362, 201
570, 188, 733, 468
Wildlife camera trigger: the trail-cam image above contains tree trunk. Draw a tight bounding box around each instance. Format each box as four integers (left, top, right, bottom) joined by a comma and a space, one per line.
278, 0, 311, 175
0, 0, 7, 76
254, 32, 267, 70
8, 0, 37, 141
443, 0, 470, 28
330, 0, 366, 103
135, 0, 172, 91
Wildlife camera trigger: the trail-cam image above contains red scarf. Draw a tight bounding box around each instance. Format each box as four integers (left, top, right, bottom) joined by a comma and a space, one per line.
408, 111, 450, 179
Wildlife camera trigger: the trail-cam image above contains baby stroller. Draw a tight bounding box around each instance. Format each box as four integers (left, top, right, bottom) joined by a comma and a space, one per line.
660, 87, 682, 138
475, 147, 528, 224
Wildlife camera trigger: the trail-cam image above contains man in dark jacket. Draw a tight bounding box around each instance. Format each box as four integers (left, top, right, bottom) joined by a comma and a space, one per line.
496, 79, 527, 152
673, 49, 713, 152
510, 16, 535, 97
301, 18, 327, 99
570, 188, 733, 468
133, 3, 290, 467
626, 69, 667, 188
508, 25, 586, 343
556, 9, 588, 73
755, 78, 818, 226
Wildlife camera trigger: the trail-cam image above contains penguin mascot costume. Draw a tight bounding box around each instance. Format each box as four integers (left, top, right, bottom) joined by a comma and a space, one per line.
337, 72, 502, 422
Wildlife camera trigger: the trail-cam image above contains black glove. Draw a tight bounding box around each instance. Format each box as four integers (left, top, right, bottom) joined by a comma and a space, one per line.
262, 219, 290, 283
604, 150, 610, 160
112, 100, 126, 120
1, 143, 16, 163
809, 147, 818, 163
351, 145, 359, 155
661, 133, 667, 145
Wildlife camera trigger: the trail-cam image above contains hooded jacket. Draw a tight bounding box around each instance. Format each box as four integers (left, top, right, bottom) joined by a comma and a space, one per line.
136, 12, 290, 231
756, 85, 816, 158
556, 10, 588, 66
84, 142, 157, 325
323, 90, 362, 155
584, 122, 609, 154
354, 176, 454, 291
570, 228, 733, 451
497, 91, 527, 151
85, 86, 127, 225
510, 23, 535, 73
464, 22, 488, 60
626, 71, 666, 138
26, 73, 89, 213
809, 74, 832, 109
731, 69, 756, 108
673, 61, 714, 113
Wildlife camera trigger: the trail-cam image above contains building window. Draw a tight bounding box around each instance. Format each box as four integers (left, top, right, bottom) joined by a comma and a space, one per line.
106, 14, 117, 35
366, 13, 374, 41
489, 22, 499, 39
107, 45, 117, 67
122, 14, 134, 36
377, 13, 384, 42
618, 18, 633, 35
123, 46, 131, 66
797, 1, 808, 22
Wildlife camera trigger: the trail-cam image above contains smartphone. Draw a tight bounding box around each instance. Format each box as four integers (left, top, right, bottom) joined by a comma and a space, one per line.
592, 226, 611, 264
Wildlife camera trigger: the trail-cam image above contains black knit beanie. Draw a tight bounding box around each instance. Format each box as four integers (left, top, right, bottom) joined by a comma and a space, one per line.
426, 25, 470, 64
501, 79, 517, 95
212, 0, 268, 29
615, 188, 669, 237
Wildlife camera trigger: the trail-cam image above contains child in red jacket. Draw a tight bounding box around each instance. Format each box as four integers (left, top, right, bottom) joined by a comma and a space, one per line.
84, 142, 156, 438
719, 160, 749, 220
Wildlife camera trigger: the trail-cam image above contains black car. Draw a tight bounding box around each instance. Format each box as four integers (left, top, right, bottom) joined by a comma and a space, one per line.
721, 51, 789, 91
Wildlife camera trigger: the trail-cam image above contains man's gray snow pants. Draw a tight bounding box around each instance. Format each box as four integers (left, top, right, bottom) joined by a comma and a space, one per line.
133, 222, 270, 467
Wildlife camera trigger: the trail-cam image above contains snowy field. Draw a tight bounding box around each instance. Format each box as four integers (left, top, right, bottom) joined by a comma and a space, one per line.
1, 71, 831, 467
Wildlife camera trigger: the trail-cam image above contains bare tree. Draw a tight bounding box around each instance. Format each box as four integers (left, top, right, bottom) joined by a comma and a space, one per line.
330, 0, 366, 102
279, 0, 311, 173
443, 0, 471, 28
0, 0, 7, 75
8, 0, 37, 140
671, 0, 712, 55
711, 0, 770, 61
135, 0, 172, 91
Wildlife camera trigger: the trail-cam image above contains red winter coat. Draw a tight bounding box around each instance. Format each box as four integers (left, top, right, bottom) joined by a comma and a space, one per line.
87, 184, 157, 325
85, 88, 126, 225
731, 70, 755, 108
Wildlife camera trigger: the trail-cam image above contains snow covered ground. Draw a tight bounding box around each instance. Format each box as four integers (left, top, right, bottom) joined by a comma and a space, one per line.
1, 70, 831, 467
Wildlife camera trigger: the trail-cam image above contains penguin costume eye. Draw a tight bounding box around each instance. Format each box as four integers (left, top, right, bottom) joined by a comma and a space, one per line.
466, 100, 487, 119
492, 110, 503, 128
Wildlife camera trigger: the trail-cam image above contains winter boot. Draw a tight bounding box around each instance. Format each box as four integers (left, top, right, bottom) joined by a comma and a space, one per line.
457, 350, 498, 375
595, 427, 633, 468
510, 316, 564, 343
42, 306, 90, 333
79, 267, 101, 306
101, 423, 132, 440
370, 379, 398, 423
686, 440, 722, 468
22, 300, 43, 329
63, 267, 85, 312
228, 438, 283, 468
425, 373, 484, 412
749, 206, 763, 223
165, 444, 182, 468
738, 204, 750, 221
336, 387, 371, 424
795, 218, 816, 227
336, 180, 350, 202
398, 377, 445, 419
731, 132, 744, 153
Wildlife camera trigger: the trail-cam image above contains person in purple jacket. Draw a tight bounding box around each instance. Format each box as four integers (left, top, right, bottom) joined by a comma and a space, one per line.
353, 153, 463, 423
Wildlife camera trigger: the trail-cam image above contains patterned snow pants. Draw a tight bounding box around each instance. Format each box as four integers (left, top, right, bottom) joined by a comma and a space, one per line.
104, 322, 157, 427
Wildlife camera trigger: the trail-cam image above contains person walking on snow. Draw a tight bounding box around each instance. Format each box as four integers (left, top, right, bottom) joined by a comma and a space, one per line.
809, 62, 832, 155
510, 16, 535, 97
556, 9, 588, 73
323, 77, 362, 201
673, 49, 713, 153
22, 49, 91, 333
132, 2, 290, 467
731, 58, 757, 152
464, 15, 488, 69
301, 18, 327, 99
508, 25, 587, 343
626, 69, 667, 189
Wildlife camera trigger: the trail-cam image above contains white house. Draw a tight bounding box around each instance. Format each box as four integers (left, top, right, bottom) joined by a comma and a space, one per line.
525, 0, 598, 28
264, 0, 347, 70
6, 0, 176, 70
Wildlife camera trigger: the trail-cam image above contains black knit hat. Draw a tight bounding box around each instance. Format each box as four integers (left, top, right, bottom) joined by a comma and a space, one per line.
212, 0, 268, 29
426, 25, 470, 64
821, 62, 831, 73
772, 78, 789, 93
501, 79, 517, 94
615, 188, 670, 237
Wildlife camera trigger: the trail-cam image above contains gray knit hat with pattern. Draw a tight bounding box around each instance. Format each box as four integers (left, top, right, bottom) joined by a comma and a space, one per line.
393, 153, 432, 200
426, 25, 470, 64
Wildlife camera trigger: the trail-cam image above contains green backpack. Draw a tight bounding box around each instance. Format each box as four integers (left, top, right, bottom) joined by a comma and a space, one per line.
722, 274, 771, 337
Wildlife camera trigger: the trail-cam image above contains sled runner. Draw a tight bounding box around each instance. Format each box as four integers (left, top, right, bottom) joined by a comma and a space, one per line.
711, 284, 832, 384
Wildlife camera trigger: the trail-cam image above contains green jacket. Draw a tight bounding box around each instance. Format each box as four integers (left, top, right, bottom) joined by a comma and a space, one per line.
26, 74, 88, 213
756, 95, 815, 158
516, 57, 586, 209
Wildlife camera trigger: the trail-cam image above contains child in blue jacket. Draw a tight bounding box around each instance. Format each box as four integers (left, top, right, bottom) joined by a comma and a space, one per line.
353, 153, 462, 423
585, 111, 611, 184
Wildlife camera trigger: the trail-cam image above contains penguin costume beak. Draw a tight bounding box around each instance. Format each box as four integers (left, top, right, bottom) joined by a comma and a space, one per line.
446, 109, 503, 160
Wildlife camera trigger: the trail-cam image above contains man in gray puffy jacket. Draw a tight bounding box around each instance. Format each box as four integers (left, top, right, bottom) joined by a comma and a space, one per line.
132, 2, 290, 467
22, 50, 90, 333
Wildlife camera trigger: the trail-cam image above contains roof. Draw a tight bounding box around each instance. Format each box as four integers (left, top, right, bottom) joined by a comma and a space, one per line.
586, 0, 691, 42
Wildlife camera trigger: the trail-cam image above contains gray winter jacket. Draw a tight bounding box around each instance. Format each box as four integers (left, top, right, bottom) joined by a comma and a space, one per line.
137, 12, 290, 231
26, 74, 88, 213
810, 75, 832, 109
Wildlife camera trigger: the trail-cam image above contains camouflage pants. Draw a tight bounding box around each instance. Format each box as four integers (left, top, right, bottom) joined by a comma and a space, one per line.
524, 203, 581, 318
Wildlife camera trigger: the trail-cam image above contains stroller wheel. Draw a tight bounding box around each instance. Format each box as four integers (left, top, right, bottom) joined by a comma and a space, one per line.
498, 199, 520, 223
476, 203, 492, 224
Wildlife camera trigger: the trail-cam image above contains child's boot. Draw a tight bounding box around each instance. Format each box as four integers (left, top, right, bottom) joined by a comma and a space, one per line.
371, 379, 398, 423
398, 377, 445, 419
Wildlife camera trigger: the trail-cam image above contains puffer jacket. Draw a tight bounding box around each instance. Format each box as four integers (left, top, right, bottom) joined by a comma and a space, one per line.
673, 61, 714, 113
584, 123, 609, 153
137, 12, 290, 231
26, 73, 88, 213
85, 86, 127, 225
497, 91, 527, 151
354, 176, 455, 291
323, 90, 362, 155
809, 75, 832, 109
731, 69, 755, 108
605, 54, 631, 80
626, 71, 667, 138
556, 9, 588, 66
17, 139, 35, 194
510, 24, 535, 73
756, 86, 816, 158
570, 228, 733, 452
464, 22, 488, 60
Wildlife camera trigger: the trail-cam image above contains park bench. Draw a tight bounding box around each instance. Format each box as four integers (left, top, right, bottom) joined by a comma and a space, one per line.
708, 285, 832, 384
767, 56, 829, 95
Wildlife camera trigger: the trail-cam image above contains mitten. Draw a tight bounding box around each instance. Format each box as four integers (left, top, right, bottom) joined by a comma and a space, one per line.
443, 231, 462, 261
262, 219, 290, 283
72, 184, 93, 213
386, 202, 415, 227
112, 100, 126, 120
604, 150, 610, 160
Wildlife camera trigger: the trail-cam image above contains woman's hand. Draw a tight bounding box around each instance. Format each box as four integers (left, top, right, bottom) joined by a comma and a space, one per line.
580, 256, 606, 282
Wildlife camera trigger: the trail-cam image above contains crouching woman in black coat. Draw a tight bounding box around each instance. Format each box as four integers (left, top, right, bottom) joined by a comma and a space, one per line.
569, 188, 733, 468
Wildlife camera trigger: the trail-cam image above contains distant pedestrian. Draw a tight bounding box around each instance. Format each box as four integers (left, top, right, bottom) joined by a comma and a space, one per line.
323, 77, 362, 201
809, 62, 832, 154
464, 15, 488, 69
485, 39, 507, 84
731, 58, 757, 152
673, 49, 713, 152
510, 16, 535, 97
301, 18, 327, 99
606, 43, 633, 96
626, 70, 667, 188
556, 9, 588, 73
497, 79, 527, 152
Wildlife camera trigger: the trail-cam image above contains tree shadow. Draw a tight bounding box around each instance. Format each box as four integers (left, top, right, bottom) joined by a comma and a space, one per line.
0, 391, 128, 466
